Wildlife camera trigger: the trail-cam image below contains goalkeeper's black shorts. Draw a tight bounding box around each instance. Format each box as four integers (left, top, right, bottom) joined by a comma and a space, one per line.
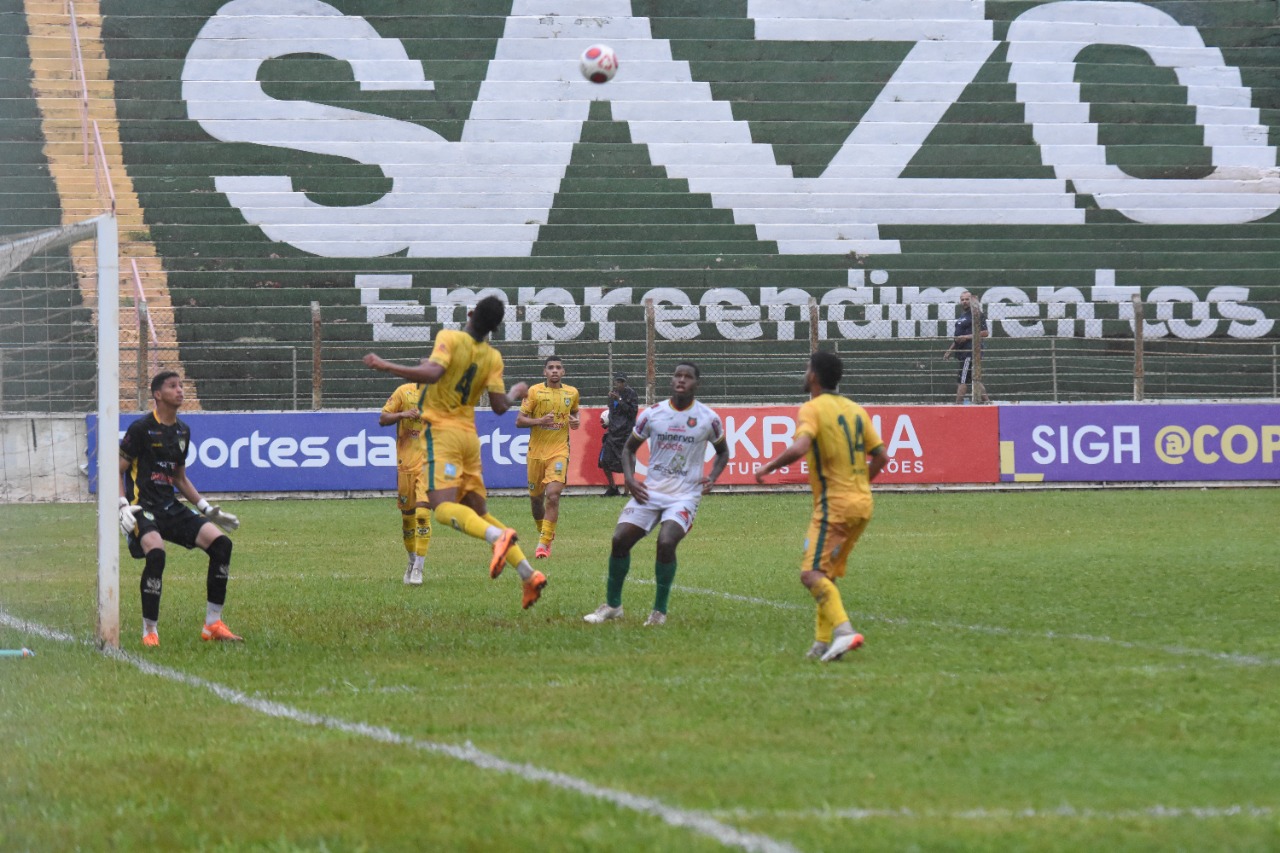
126, 500, 208, 559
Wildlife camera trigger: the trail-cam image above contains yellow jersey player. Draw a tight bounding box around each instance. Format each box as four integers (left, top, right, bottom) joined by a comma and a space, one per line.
515, 356, 580, 558
379, 382, 432, 585
363, 296, 548, 610
755, 351, 887, 662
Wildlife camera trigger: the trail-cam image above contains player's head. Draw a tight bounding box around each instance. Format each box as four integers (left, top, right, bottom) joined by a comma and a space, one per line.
543, 355, 564, 384
150, 370, 184, 407
470, 296, 506, 339
808, 350, 842, 392
151, 371, 181, 397
671, 361, 700, 399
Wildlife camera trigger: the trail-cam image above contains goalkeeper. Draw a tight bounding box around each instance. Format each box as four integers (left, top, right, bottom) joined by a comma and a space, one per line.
118, 371, 243, 648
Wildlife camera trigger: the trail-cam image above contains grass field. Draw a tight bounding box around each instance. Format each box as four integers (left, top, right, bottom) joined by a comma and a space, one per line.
1, 489, 1278, 852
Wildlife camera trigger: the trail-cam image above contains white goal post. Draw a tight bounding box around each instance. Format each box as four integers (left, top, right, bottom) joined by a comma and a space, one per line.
0, 214, 118, 646
94, 214, 120, 649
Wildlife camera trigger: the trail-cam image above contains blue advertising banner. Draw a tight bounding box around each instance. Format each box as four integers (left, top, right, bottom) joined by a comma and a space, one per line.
88, 411, 529, 492
999, 404, 1280, 482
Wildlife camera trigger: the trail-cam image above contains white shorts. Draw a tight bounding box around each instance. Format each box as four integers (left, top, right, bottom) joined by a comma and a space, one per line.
617, 490, 702, 534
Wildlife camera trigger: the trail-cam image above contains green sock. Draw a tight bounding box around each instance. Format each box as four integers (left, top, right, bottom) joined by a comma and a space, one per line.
606, 555, 630, 607
653, 559, 677, 614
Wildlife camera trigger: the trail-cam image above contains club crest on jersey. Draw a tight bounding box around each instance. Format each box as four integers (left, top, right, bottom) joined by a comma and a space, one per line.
444, 462, 458, 477
563, 396, 572, 407
687, 417, 697, 427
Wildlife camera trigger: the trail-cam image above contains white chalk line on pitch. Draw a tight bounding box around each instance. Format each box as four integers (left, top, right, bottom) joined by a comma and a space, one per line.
638, 581, 1280, 668
0, 608, 799, 853
710, 804, 1275, 823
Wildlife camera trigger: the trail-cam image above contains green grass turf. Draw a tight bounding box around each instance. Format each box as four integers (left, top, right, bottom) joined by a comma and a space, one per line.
2, 490, 1278, 851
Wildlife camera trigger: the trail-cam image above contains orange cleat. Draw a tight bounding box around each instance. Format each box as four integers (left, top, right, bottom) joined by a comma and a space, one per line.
142, 632, 159, 648
489, 528, 518, 579
201, 620, 244, 642
522, 570, 548, 610
534, 543, 551, 559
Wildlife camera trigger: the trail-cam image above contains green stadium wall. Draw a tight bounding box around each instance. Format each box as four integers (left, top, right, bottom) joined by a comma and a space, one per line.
8, 0, 1280, 408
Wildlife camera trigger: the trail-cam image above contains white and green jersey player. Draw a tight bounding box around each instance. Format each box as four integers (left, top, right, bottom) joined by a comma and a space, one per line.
583, 362, 730, 627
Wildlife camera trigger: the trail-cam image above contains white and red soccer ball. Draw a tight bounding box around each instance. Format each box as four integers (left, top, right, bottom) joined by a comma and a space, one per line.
580, 44, 618, 84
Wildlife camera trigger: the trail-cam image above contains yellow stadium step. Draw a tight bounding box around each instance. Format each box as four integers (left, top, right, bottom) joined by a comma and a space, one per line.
23, 0, 200, 412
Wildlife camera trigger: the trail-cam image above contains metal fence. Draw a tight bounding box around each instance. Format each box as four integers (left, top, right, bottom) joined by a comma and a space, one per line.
5, 296, 1277, 414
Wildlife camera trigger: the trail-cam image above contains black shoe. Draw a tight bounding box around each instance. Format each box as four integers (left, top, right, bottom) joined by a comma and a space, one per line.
604, 486, 620, 497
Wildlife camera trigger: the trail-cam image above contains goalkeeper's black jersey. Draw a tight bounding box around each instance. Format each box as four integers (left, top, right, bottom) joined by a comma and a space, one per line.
120, 412, 191, 510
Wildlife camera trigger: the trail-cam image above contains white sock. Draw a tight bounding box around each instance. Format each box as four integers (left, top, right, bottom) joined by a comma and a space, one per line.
205, 603, 223, 625
483, 526, 502, 545
143, 619, 158, 638
515, 559, 533, 582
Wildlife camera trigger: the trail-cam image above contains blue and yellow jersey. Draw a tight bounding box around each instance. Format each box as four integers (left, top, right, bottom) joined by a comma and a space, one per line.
795, 393, 885, 520
419, 329, 505, 433
382, 382, 427, 471
520, 382, 579, 458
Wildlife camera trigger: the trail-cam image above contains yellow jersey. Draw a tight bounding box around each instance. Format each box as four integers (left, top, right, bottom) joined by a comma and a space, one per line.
382, 382, 426, 471
795, 392, 885, 521
520, 382, 580, 459
419, 329, 506, 433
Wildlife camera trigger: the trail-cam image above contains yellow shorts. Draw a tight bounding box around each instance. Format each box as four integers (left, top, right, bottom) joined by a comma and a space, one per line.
396, 466, 429, 511
800, 514, 870, 579
422, 424, 486, 500
527, 453, 569, 497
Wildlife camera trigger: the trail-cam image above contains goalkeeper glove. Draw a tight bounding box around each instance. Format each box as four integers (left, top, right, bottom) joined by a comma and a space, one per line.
118, 497, 141, 538
197, 499, 240, 532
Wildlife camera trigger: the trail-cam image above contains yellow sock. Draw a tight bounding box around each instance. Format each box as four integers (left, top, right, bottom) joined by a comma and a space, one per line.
401, 513, 415, 554
415, 508, 432, 557
810, 577, 849, 637
814, 602, 833, 644
539, 520, 556, 546
433, 501, 491, 542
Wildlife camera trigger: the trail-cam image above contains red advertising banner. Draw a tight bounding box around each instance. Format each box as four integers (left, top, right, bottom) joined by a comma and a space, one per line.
569, 405, 999, 487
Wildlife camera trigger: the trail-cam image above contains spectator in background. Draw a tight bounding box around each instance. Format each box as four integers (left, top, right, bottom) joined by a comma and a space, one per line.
598, 372, 639, 496
943, 290, 991, 403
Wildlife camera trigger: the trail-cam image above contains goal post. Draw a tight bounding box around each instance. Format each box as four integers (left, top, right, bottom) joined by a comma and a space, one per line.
95, 213, 119, 649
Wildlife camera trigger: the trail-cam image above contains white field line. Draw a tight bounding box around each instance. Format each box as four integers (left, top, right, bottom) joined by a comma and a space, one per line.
712, 805, 1275, 822
637, 581, 1280, 668
5, 609, 1274, 829
0, 608, 798, 853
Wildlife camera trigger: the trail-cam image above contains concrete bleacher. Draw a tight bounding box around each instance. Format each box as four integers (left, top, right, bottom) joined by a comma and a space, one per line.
3, 0, 1280, 408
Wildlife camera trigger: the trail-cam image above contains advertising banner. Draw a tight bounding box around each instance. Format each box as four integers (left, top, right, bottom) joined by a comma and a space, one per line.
570, 405, 1000, 487
88, 411, 529, 493
998, 404, 1280, 482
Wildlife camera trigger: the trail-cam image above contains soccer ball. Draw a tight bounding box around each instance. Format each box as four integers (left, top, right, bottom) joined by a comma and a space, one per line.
580, 44, 618, 84
599, 408, 610, 428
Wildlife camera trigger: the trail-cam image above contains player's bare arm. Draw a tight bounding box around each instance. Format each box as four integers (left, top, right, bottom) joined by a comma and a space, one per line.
700, 438, 731, 495
867, 446, 889, 481
363, 354, 445, 385
621, 433, 648, 503
755, 434, 813, 484
489, 381, 529, 417
515, 410, 555, 428
378, 407, 420, 427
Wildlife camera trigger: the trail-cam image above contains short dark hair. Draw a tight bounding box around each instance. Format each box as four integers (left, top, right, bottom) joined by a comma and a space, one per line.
673, 361, 700, 379
544, 355, 563, 367
472, 296, 505, 338
150, 370, 180, 395
809, 350, 842, 390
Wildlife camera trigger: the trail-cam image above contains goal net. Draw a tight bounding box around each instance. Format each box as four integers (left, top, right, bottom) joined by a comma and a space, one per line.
0, 214, 120, 646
